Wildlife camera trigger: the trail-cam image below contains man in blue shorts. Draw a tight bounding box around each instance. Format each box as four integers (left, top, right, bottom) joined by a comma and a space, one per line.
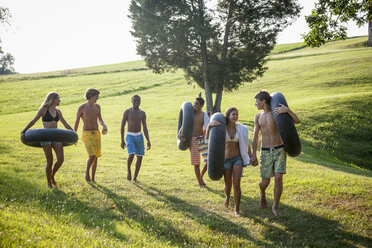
251, 90, 300, 216
121, 95, 151, 182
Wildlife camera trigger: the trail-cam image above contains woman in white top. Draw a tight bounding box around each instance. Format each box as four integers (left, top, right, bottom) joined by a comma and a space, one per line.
207, 107, 251, 216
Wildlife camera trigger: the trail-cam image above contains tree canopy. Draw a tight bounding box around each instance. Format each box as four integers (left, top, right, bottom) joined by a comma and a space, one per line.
129, 0, 301, 112
303, 0, 372, 47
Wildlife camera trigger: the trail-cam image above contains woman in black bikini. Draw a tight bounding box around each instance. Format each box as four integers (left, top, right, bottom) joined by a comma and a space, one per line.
21, 92, 73, 188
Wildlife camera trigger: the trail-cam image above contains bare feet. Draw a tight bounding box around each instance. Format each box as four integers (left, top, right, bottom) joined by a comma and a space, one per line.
272, 207, 282, 216
85, 172, 91, 182
127, 170, 132, 181
224, 197, 230, 208
47, 182, 53, 189
50, 177, 57, 186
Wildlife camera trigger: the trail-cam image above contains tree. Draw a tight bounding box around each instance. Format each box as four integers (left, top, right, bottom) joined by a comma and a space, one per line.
0, 7, 15, 75
129, 0, 301, 112
303, 0, 372, 47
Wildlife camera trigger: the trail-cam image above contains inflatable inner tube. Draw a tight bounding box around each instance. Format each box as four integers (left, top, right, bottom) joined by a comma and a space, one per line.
270, 92, 301, 157
207, 113, 226, 180
177, 102, 194, 150
23, 128, 78, 147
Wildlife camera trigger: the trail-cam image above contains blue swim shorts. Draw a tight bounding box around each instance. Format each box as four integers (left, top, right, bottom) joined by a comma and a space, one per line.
126, 133, 145, 156
224, 154, 244, 171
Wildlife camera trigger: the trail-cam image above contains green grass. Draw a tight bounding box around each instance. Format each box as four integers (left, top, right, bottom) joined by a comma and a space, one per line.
0, 37, 371, 247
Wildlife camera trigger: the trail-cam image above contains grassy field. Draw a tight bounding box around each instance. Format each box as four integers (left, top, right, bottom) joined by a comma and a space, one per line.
0, 37, 371, 247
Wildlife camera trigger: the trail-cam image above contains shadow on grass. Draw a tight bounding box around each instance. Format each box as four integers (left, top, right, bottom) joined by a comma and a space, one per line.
205, 185, 372, 247
133, 182, 270, 247
90, 183, 196, 246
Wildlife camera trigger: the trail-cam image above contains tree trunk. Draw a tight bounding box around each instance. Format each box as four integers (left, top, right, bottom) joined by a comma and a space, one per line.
214, 0, 234, 113
368, 21, 372, 47
198, 0, 213, 112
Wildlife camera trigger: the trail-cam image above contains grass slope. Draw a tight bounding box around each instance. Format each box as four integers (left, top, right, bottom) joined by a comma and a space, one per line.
0, 37, 371, 247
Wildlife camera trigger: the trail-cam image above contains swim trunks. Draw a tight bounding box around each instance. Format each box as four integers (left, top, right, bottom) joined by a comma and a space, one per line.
260, 146, 286, 178
224, 154, 244, 170
82, 130, 101, 158
126, 132, 145, 156
190, 136, 208, 166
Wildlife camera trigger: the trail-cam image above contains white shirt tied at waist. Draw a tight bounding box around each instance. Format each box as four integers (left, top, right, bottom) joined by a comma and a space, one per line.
127, 131, 142, 136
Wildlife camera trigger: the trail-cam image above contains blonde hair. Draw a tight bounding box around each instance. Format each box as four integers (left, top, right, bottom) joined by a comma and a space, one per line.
41, 92, 59, 108
85, 88, 100, 100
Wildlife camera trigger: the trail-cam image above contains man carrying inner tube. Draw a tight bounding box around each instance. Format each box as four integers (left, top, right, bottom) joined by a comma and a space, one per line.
251, 90, 300, 216
179, 95, 210, 188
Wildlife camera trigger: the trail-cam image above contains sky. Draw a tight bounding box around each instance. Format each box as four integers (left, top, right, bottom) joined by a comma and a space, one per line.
0, 0, 368, 74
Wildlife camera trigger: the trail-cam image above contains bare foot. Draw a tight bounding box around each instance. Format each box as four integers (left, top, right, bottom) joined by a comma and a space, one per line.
224, 197, 230, 208
235, 211, 241, 217
85, 172, 91, 182
260, 192, 267, 208
50, 177, 57, 186
47, 182, 53, 189
91, 179, 96, 184
127, 170, 132, 181
272, 207, 282, 216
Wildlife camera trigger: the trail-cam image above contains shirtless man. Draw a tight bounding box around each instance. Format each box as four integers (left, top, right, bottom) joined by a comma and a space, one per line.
121, 95, 151, 182
251, 90, 300, 216
179, 96, 209, 187
74, 88, 107, 183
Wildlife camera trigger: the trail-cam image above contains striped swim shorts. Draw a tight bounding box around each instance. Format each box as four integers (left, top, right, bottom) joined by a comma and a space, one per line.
190, 136, 208, 166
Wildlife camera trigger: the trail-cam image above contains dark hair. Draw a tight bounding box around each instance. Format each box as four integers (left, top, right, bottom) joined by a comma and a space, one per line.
132, 95, 141, 100
195, 97, 205, 107
254, 90, 271, 105
85, 88, 100, 100
225, 107, 238, 125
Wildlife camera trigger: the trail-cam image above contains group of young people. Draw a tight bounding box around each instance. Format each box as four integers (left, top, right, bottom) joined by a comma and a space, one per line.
179, 90, 300, 216
21, 89, 150, 188
21, 88, 300, 217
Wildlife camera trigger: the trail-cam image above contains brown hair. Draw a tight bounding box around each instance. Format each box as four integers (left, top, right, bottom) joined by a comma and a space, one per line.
85, 88, 100, 100
225, 107, 238, 125
254, 90, 271, 105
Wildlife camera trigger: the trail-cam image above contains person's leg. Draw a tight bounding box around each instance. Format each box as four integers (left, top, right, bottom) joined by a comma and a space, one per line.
51, 142, 64, 186
224, 169, 233, 208
85, 155, 95, 182
200, 162, 207, 186
133, 155, 143, 182
272, 172, 283, 216
91, 157, 98, 183
259, 178, 270, 208
232, 165, 243, 215
42, 145, 53, 188
194, 164, 205, 187
126, 154, 134, 180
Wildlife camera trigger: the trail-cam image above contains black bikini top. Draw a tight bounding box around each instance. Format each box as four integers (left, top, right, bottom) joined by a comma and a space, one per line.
42, 109, 60, 122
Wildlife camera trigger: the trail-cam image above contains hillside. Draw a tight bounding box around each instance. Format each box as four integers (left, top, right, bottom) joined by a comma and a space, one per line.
0, 37, 371, 247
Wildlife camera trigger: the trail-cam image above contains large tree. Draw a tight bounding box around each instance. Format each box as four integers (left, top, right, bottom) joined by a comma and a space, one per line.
129, 0, 301, 112
0, 7, 15, 74
303, 0, 372, 47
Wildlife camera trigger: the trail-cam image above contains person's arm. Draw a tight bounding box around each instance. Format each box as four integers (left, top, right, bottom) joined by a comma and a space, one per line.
274, 104, 300, 124
142, 112, 151, 150
205, 120, 221, 140
57, 109, 73, 130
251, 113, 261, 167
120, 110, 128, 149
74, 105, 83, 132
97, 104, 108, 133
21, 107, 45, 142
